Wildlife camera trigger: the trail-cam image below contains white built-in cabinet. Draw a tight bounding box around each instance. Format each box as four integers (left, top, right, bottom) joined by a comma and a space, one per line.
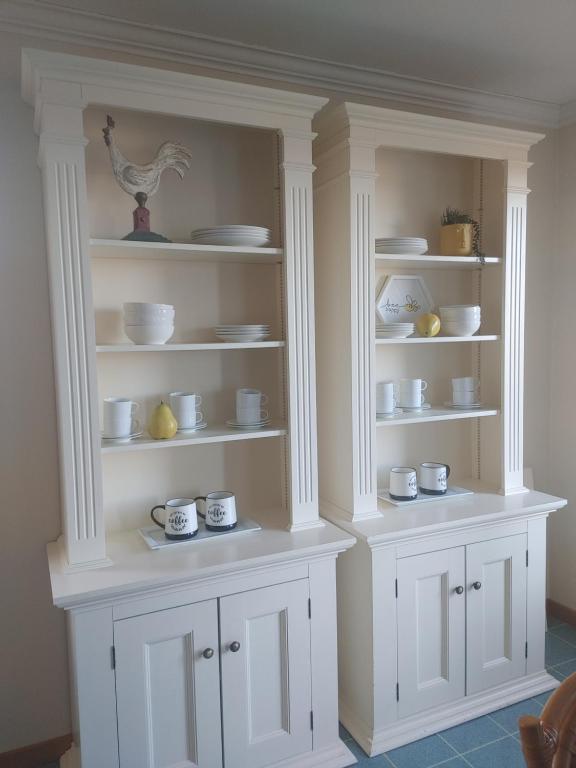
312, 102, 568, 755
115, 581, 312, 768
23, 49, 355, 768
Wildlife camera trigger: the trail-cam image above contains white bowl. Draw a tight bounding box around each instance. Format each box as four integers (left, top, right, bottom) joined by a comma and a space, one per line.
441, 321, 481, 337
124, 302, 173, 311
124, 313, 175, 326
124, 323, 175, 345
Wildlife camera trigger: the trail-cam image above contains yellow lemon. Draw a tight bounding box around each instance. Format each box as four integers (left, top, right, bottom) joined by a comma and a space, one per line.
416, 313, 441, 337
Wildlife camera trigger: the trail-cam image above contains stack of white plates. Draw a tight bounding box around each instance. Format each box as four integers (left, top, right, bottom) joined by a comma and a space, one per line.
375, 237, 428, 255
439, 305, 481, 337
123, 302, 175, 345
215, 324, 271, 342
190, 226, 271, 247
376, 322, 415, 339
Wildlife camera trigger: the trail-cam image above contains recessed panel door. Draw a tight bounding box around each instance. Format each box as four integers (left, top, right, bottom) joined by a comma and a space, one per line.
397, 547, 466, 718
114, 600, 222, 768
466, 534, 527, 694
220, 580, 312, 768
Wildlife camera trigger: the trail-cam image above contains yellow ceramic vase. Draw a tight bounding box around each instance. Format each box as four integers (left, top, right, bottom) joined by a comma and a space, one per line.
440, 223, 473, 256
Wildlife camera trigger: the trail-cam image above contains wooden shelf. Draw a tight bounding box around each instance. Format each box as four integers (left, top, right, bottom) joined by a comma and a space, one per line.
375, 253, 501, 269
376, 406, 499, 426
376, 335, 499, 345
90, 239, 283, 264
101, 423, 287, 453
96, 341, 285, 352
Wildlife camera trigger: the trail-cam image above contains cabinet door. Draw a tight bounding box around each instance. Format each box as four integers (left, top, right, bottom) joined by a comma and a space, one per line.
466, 535, 527, 695
114, 600, 222, 768
220, 580, 312, 768
397, 548, 466, 718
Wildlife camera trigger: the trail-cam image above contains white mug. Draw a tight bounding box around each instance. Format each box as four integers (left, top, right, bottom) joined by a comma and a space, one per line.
236, 388, 269, 425
103, 397, 140, 438
452, 377, 479, 391
376, 381, 396, 414
150, 498, 198, 539
419, 462, 450, 495
398, 379, 428, 408
389, 467, 418, 500
169, 392, 203, 430
196, 491, 237, 531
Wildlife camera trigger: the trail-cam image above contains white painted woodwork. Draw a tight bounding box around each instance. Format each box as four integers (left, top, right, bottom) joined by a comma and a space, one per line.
90, 239, 283, 264
375, 254, 502, 269
376, 335, 500, 345
220, 580, 312, 768
376, 406, 499, 426
397, 548, 466, 717
37, 110, 108, 569
25, 50, 355, 768
466, 535, 528, 694
114, 600, 222, 768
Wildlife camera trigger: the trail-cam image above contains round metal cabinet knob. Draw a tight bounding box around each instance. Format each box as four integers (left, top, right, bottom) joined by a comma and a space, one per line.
202, 648, 214, 659
454, 586, 464, 595
229, 641, 241, 653
472, 581, 482, 590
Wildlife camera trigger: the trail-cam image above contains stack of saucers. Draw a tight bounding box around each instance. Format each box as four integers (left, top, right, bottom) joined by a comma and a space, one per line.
190, 225, 271, 247
375, 237, 428, 255
439, 305, 481, 336
376, 322, 415, 339
215, 324, 271, 342
123, 303, 175, 345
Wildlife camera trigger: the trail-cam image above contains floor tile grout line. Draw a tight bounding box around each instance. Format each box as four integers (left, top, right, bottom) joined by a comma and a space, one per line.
456, 732, 513, 756
486, 712, 515, 736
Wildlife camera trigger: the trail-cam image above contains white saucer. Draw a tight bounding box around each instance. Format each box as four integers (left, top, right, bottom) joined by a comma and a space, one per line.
376, 408, 404, 419
226, 418, 271, 429
178, 421, 208, 432
101, 430, 143, 443
400, 403, 431, 411
444, 402, 484, 409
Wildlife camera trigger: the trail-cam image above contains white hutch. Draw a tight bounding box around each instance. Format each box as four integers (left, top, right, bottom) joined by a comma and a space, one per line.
23, 50, 355, 768
313, 103, 567, 755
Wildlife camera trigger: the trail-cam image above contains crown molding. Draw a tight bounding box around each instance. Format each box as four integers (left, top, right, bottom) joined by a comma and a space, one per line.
0, 0, 562, 130
559, 100, 576, 127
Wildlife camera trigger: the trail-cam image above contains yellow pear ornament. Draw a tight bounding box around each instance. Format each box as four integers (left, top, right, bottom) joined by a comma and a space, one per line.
148, 400, 178, 439
416, 313, 441, 337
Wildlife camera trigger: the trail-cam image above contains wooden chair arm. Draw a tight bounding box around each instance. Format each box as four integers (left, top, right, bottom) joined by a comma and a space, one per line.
519, 715, 558, 768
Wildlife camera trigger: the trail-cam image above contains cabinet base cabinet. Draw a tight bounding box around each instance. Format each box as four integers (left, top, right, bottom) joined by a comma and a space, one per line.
340, 670, 558, 757
327, 495, 566, 758
55, 540, 357, 768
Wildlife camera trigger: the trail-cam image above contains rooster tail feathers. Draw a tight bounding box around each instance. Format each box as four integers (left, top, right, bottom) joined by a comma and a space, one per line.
154, 141, 193, 171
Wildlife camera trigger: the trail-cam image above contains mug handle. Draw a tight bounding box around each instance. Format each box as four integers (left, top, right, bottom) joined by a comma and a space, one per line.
445, 463, 451, 478
131, 402, 140, 414
260, 409, 269, 420
131, 418, 141, 433
421, 381, 428, 391
261, 394, 269, 406
195, 411, 203, 423
194, 496, 206, 518
150, 505, 166, 529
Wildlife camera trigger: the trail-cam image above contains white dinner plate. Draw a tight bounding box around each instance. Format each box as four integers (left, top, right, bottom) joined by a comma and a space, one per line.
399, 403, 431, 411
444, 402, 484, 409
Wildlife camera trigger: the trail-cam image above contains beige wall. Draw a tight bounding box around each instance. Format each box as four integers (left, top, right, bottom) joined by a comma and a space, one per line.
0, 29, 563, 752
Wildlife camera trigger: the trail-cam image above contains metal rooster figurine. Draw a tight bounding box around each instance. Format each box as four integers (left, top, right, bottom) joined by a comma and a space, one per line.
102, 115, 193, 242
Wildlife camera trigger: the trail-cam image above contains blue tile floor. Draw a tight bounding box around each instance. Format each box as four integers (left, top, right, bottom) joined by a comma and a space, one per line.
339, 618, 576, 767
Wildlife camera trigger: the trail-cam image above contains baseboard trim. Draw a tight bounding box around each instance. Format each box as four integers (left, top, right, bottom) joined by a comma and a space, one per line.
341, 671, 558, 757
0, 734, 72, 768
271, 740, 357, 767
547, 598, 576, 627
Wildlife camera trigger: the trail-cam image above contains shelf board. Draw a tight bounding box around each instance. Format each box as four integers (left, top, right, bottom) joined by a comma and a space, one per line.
375, 253, 501, 269
96, 341, 285, 352
101, 423, 287, 453
376, 406, 499, 426
376, 335, 499, 345
90, 238, 283, 264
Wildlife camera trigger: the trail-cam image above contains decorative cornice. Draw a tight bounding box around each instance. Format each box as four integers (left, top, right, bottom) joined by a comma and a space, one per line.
0, 0, 563, 130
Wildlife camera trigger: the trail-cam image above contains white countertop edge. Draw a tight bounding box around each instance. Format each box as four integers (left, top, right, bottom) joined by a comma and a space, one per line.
321, 487, 568, 548
47, 521, 356, 609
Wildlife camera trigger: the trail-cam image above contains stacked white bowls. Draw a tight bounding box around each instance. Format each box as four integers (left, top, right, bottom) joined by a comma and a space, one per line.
439, 305, 481, 337
123, 303, 175, 344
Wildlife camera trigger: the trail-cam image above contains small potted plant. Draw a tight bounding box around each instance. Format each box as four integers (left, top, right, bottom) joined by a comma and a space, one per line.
440, 207, 482, 258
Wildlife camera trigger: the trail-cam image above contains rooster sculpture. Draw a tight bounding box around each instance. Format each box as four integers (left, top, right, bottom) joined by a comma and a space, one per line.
102, 114, 193, 242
